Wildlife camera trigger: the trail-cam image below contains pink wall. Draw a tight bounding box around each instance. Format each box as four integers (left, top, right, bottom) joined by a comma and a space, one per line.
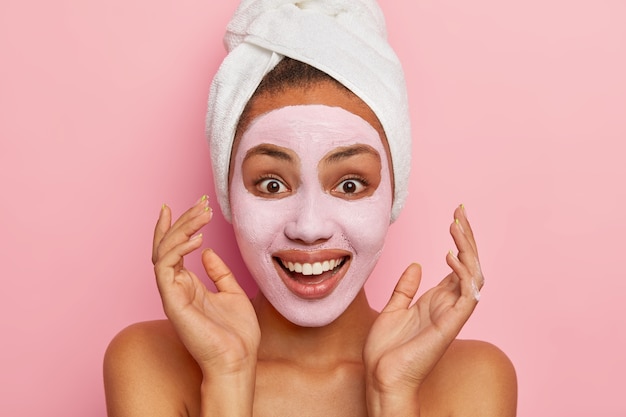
1, 0, 624, 415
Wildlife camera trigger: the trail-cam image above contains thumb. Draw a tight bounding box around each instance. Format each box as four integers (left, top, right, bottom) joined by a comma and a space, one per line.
201, 248, 245, 294
383, 263, 422, 312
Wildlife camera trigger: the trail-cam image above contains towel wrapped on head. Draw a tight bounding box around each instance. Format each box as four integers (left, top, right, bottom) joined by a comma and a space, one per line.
206, 0, 411, 222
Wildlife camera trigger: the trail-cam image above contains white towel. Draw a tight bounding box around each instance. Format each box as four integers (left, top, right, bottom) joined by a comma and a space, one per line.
206, 0, 411, 222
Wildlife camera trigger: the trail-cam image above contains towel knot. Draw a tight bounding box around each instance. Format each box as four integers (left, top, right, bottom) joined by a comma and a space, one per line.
292, 0, 347, 17
225, 0, 387, 52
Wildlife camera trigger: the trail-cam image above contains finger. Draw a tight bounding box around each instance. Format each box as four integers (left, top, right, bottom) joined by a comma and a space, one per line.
156, 205, 213, 264
449, 218, 483, 285
152, 204, 172, 265
439, 260, 480, 343
446, 250, 481, 304
154, 234, 204, 286
454, 204, 478, 257
383, 263, 422, 312
201, 248, 245, 295
168, 195, 211, 236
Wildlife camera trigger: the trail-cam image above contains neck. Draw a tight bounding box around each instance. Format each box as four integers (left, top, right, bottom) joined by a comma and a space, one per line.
253, 289, 378, 368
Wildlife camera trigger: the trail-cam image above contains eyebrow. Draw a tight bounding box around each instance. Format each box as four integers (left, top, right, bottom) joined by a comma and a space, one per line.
243, 144, 294, 163
324, 144, 380, 164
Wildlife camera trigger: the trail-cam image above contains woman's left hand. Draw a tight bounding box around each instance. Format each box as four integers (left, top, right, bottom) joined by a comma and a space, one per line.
363, 205, 484, 415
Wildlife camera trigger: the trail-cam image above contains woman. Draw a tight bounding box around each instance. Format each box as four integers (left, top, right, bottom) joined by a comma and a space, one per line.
104, 2, 517, 416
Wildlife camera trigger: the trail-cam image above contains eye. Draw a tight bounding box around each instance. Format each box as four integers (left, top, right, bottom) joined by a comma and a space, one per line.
334, 178, 367, 195
256, 177, 289, 194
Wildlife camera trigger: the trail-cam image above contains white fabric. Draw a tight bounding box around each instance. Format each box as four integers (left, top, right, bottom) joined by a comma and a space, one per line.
206, 0, 411, 222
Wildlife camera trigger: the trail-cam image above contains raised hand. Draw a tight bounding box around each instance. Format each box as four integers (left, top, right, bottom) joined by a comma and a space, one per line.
363, 205, 484, 415
152, 197, 260, 378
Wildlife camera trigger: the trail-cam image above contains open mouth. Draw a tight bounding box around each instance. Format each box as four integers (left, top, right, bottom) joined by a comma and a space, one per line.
276, 256, 347, 277
272, 252, 351, 298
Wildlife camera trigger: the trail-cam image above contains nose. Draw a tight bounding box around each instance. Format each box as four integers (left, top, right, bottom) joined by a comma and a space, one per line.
284, 192, 336, 245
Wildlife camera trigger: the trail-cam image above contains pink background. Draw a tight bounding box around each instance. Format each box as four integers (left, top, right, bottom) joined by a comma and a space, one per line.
1, 0, 625, 415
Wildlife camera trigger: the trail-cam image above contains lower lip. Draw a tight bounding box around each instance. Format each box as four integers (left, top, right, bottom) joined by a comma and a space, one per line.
274, 259, 349, 299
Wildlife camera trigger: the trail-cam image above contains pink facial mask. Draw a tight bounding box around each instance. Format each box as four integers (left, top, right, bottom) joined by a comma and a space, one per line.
229, 105, 393, 327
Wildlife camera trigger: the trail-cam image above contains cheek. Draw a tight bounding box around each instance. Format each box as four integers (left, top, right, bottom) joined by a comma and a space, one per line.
230, 190, 290, 247
340, 168, 393, 250
231, 194, 284, 285
340, 196, 391, 252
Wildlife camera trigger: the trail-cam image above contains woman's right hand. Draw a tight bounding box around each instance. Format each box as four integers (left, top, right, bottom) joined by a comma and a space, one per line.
152, 196, 260, 379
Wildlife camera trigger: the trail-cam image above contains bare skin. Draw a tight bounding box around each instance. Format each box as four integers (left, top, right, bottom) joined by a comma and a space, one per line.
104, 83, 517, 417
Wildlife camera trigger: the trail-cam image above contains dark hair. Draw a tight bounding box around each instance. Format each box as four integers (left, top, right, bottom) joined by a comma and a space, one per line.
235, 58, 350, 138
255, 57, 347, 96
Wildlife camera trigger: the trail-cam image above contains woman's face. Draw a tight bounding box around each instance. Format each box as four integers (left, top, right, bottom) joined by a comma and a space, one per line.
229, 83, 393, 327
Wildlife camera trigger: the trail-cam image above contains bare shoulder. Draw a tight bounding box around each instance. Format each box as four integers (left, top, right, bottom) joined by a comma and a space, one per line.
103, 320, 202, 417
420, 339, 517, 417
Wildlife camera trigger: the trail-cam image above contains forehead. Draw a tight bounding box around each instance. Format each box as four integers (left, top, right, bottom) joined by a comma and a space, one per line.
237, 105, 385, 157
236, 82, 387, 143
231, 81, 390, 163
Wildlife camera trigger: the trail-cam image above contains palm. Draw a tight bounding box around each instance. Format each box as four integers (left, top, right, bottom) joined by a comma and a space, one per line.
364, 271, 470, 391
162, 263, 260, 374
364, 206, 484, 395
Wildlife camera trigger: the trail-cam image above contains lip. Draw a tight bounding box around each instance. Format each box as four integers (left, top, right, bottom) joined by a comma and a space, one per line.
272, 249, 352, 299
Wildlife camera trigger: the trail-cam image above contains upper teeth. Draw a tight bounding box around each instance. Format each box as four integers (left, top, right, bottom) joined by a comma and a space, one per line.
280, 258, 345, 276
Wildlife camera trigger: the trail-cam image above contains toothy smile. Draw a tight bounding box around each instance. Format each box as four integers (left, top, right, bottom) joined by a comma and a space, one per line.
278, 257, 346, 276
271, 250, 351, 299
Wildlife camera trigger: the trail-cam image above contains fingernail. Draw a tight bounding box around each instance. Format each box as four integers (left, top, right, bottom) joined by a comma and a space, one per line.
455, 218, 465, 232
448, 249, 458, 259
191, 233, 203, 241
460, 203, 467, 218
197, 195, 211, 211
